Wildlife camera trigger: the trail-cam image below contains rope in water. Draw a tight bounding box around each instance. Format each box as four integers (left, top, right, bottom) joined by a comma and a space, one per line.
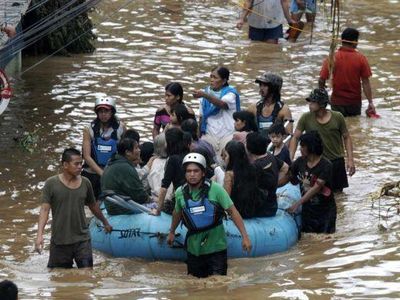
233, 0, 357, 45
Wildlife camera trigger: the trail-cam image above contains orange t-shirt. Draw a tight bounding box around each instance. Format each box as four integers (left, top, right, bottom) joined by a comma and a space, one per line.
320, 47, 372, 106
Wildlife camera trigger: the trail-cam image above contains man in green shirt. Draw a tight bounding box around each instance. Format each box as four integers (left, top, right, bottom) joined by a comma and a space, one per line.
35, 148, 112, 268
289, 88, 355, 191
167, 153, 251, 278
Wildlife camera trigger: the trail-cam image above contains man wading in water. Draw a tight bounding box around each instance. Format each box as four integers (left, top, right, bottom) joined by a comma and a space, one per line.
167, 153, 251, 278
35, 148, 112, 268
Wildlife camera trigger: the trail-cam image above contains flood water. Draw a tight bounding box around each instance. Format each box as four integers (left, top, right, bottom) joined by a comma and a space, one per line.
1, 0, 400, 299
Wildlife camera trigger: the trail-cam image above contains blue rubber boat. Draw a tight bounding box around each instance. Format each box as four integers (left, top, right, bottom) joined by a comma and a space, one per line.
89, 183, 301, 260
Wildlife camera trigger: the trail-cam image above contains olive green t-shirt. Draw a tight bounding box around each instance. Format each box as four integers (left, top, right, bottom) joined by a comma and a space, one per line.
296, 111, 348, 160
175, 182, 233, 256
42, 175, 95, 245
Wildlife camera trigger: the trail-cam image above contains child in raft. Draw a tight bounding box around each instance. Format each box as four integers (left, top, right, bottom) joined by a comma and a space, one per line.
232, 110, 258, 145
268, 122, 292, 166
287, 131, 337, 233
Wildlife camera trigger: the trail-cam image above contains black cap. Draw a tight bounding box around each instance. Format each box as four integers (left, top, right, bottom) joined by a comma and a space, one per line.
306, 88, 329, 105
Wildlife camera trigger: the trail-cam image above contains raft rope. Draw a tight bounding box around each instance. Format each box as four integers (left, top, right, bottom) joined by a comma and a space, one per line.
94, 222, 185, 249
234, 0, 357, 46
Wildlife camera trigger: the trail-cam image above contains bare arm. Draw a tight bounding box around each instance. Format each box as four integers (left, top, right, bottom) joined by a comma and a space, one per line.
152, 187, 168, 215
167, 210, 183, 246
236, 0, 253, 29
88, 202, 112, 233
287, 179, 324, 213
281, 0, 295, 23
318, 77, 326, 89
279, 105, 294, 134
192, 90, 228, 109
289, 128, 302, 160
82, 127, 103, 176
277, 162, 289, 187
223, 171, 234, 196
343, 132, 356, 176
226, 205, 252, 252
362, 77, 375, 112
247, 103, 257, 116
152, 124, 161, 140
35, 203, 50, 254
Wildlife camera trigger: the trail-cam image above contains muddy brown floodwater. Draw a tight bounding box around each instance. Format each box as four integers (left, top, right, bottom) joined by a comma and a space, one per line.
0, 0, 399, 299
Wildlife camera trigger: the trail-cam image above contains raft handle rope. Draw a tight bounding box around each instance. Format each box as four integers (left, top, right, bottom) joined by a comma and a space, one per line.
0, 69, 12, 115
94, 222, 185, 249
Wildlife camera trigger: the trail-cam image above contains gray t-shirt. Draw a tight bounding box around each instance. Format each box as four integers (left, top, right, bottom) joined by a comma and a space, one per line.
42, 175, 95, 245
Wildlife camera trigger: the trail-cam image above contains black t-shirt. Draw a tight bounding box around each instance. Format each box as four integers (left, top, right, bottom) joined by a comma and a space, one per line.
272, 145, 292, 166
290, 156, 334, 206
161, 154, 186, 191
252, 153, 283, 217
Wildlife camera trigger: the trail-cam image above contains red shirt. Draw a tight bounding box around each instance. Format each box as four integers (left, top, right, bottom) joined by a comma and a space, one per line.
320, 47, 372, 106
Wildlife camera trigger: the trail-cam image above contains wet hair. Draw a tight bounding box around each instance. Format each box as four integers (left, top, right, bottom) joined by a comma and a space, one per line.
246, 132, 268, 155
165, 82, 184, 103
117, 137, 138, 155
212, 66, 230, 87
225, 140, 261, 218
140, 142, 154, 166
122, 129, 140, 143
171, 103, 193, 125
299, 131, 323, 156
165, 127, 190, 156
268, 122, 286, 136
153, 133, 167, 158
233, 111, 258, 132
341, 27, 359, 46
181, 118, 199, 141
193, 148, 214, 178
61, 148, 81, 163
0, 280, 18, 300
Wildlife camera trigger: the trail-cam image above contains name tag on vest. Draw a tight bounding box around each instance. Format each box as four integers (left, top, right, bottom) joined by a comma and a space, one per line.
97, 145, 112, 152
190, 206, 205, 214
259, 121, 273, 129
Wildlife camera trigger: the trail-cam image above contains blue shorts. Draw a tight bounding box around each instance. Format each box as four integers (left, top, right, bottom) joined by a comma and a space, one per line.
249, 25, 283, 41
290, 0, 316, 14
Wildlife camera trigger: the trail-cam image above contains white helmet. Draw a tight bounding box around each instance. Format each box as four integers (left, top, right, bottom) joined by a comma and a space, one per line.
95, 97, 116, 113
182, 153, 206, 170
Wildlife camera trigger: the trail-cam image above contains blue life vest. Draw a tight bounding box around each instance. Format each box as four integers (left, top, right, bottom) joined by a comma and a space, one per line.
90, 120, 120, 167
256, 100, 283, 137
181, 180, 224, 233
200, 85, 241, 134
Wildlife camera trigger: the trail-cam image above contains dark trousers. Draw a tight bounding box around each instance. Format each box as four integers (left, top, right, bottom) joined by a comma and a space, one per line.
186, 249, 228, 278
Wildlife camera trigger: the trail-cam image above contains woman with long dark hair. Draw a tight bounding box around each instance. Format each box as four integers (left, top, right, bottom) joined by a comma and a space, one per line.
193, 66, 241, 156
152, 82, 194, 139
223, 140, 263, 218
153, 127, 191, 215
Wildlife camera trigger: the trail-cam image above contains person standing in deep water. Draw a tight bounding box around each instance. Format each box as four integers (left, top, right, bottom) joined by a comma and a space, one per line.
236, 0, 295, 44
81, 97, 126, 200
167, 153, 251, 278
287, 131, 337, 233
193, 66, 240, 156
289, 88, 355, 192
319, 27, 376, 117
35, 148, 112, 268
152, 82, 195, 140
247, 72, 293, 139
